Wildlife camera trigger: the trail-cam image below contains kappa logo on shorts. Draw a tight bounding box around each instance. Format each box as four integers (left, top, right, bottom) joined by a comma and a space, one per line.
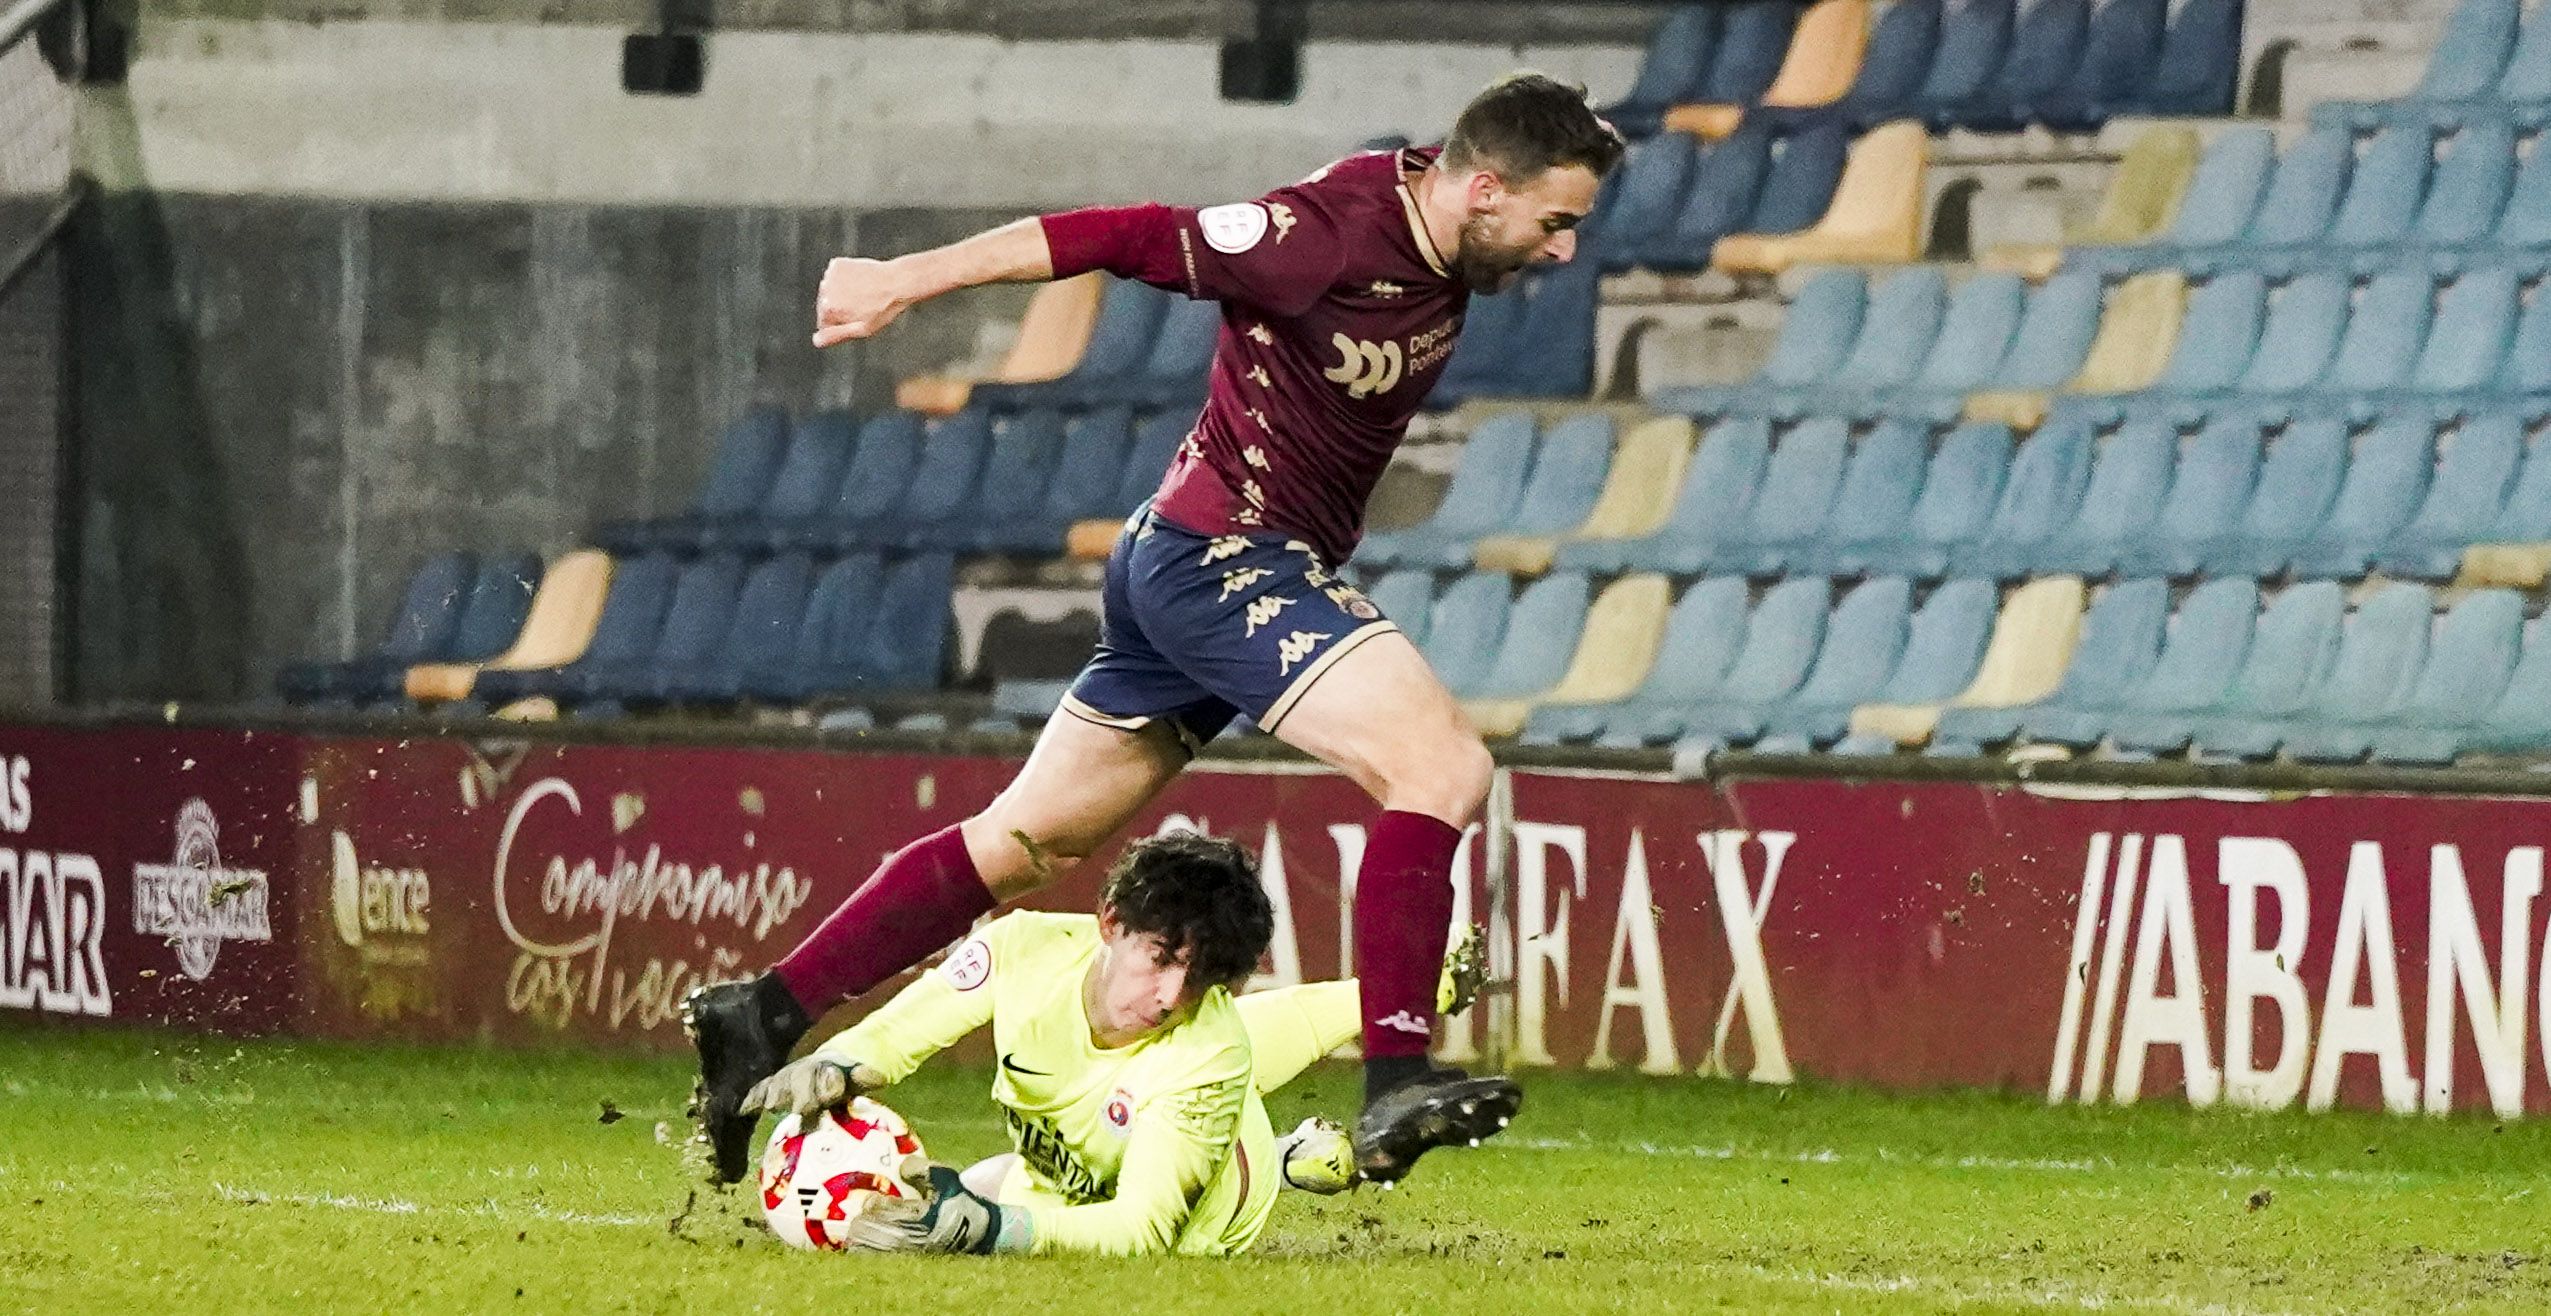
1202, 535, 1252, 565
1323, 334, 1405, 399
1246, 324, 1274, 346
1242, 445, 1270, 471
1197, 202, 1271, 255
1234, 507, 1265, 526
1247, 365, 1273, 389
1241, 479, 1267, 509
1243, 595, 1296, 636
1245, 406, 1274, 433
1276, 630, 1333, 674
1218, 566, 1273, 601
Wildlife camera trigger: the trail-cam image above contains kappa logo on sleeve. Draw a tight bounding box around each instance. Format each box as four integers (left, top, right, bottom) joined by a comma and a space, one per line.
1198, 203, 1271, 255
940, 937, 993, 991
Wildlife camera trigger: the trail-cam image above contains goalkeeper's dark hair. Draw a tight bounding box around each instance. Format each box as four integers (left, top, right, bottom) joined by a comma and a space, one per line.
1439, 71, 1626, 184
1099, 831, 1274, 990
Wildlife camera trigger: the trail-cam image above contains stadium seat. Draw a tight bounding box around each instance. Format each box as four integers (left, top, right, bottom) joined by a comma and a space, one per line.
2396, 269, 2522, 413
2296, 587, 2524, 764
2080, 270, 2265, 424
2025, 575, 2256, 748
1986, 270, 2183, 429
1476, 414, 1689, 575
407, 549, 610, 705
1800, 0, 1943, 130
1847, 573, 2085, 751
648, 552, 816, 704
1758, 265, 1946, 419
1665, 0, 1870, 139
2280, 417, 2436, 579
2150, 419, 2345, 577
2402, 611, 2551, 759
1902, 0, 2016, 128
1479, 573, 1673, 738
1601, 575, 1830, 747
1495, 256, 1604, 399
2067, 126, 2274, 274
1118, 295, 1221, 409
1637, 122, 1777, 271
2298, 272, 2436, 413
1714, 119, 1928, 273
1987, 125, 2197, 278
2314, 0, 2521, 131
2062, 416, 2257, 580
2239, 125, 2434, 277
1701, 416, 1850, 575
1692, 0, 1802, 112
987, 406, 1136, 553
2375, 414, 2527, 579
1932, 575, 2165, 750
2119, 0, 2238, 117
276, 550, 478, 704
1463, 572, 1596, 709
1359, 412, 1538, 569
2195, 583, 2434, 762
593, 407, 791, 555
1941, 413, 2094, 578
1416, 571, 1515, 698
970, 278, 1169, 414
870, 409, 995, 550
761, 410, 923, 553
1656, 268, 1865, 414
2238, 126, 2358, 254
744, 553, 883, 704
1752, 417, 1928, 575
1601, 5, 1719, 138
1765, 576, 1999, 751
2030, 0, 2165, 131
316, 552, 542, 708
472, 552, 681, 710
1592, 134, 1700, 274
1556, 416, 1772, 573
1463, 414, 1614, 570
1893, 271, 2027, 420
1961, 271, 2106, 426
2174, 273, 2348, 418
960, 410, 1070, 551
1527, 574, 1739, 744
700, 410, 857, 554
1815, 420, 2012, 576
2111, 581, 2344, 756
897, 274, 1102, 416
1728, 119, 1854, 247
2484, 136, 2551, 251
2405, 121, 2520, 260
1953, 0, 2088, 133
572, 553, 748, 711
1981, 417, 2175, 578
1698, 576, 1918, 750
859, 554, 957, 693
1361, 568, 1438, 648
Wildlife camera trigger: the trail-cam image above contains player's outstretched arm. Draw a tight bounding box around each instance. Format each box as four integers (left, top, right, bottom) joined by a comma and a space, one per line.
813, 217, 1056, 348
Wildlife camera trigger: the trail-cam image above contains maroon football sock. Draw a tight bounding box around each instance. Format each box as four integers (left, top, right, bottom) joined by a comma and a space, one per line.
771, 823, 996, 1012
1353, 809, 1462, 1064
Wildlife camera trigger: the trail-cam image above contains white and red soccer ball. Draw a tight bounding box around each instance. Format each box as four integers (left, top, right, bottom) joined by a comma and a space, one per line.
758, 1096, 925, 1251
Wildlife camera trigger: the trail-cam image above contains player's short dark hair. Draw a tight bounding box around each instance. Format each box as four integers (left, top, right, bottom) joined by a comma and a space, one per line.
1099, 831, 1274, 991
1439, 71, 1626, 184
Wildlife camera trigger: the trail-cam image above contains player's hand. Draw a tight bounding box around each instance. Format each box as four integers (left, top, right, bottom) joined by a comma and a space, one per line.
842, 1162, 1029, 1255
739, 1054, 859, 1123
813, 256, 908, 348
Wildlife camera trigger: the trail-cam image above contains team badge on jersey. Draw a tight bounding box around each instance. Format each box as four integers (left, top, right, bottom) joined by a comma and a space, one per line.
1198, 202, 1271, 254
941, 937, 993, 991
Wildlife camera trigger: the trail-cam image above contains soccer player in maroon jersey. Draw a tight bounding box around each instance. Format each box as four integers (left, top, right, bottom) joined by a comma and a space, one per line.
688, 73, 1622, 1189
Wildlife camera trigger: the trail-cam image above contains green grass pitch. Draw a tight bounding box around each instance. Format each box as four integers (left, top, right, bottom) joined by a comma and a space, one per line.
1, 1024, 2544, 1314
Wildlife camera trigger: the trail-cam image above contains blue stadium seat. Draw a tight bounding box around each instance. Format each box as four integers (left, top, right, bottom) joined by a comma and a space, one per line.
1683, 576, 1913, 750
2259, 125, 2436, 273
1771, 419, 1928, 575
2406, 122, 2519, 258
2497, 3, 2551, 109
1359, 412, 1537, 568
1418, 571, 1515, 697
987, 406, 1137, 552
2371, 414, 2526, 579
971, 278, 1169, 413
1762, 266, 1947, 418
1824, 421, 2012, 576
1980, 270, 2105, 392
277, 551, 478, 704
1896, 272, 2027, 420
2089, 417, 2259, 579
703, 410, 857, 553
2083, 270, 2264, 424
862, 553, 956, 692
1600, 5, 1717, 138
2178, 273, 2349, 418
1705, 417, 1851, 575
1498, 257, 1603, 398
2298, 587, 2524, 764
2198, 583, 2432, 761
471, 552, 681, 708
1955, 0, 2088, 133
576, 554, 748, 709
594, 406, 790, 555
1361, 568, 1437, 648
870, 409, 994, 550
650, 552, 815, 704
2120, 0, 2239, 116
745, 553, 883, 703
1526, 574, 1747, 744
2408, 613, 2551, 758
1933, 576, 2169, 750
1488, 413, 1615, 544
1810, 0, 1944, 129
2394, 269, 2521, 412
1737, 120, 1852, 240
1695, 0, 1801, 107
2069, 127, 2274, 273
769, 411, 924, 552
1430, 281, 1534, 407
1593, 134, 1699, 274
2299, 272, 2435, 411
2032, 0, 2165, 132
961, 410, 1070, 551
2027, 576, 2257, 748
1992, 417, 2176, 577
1639, 123, 1776, 272
1601, 575, 1829, 747
2232, 126, 2356, 254
2285, 417, 2437, 578
1109, 410, 1192, 517
2111, 581, 2343, 755
1761, 577, 1996, 750
1468, 572, 1595, 701
1905, 0, 2017, 127
2316, 0, 2520, 130
1656, 269, 1866, 414
2487, 135, 2551, 250
1557, 416, 1772, 573
335, 552, 540, 707
1943, 414, 2095, 578
2161, 420, 2345, 577
1119, 295, 1222, 409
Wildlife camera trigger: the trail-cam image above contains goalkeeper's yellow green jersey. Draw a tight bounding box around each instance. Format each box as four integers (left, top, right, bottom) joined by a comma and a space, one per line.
814, 911, 1279, 1256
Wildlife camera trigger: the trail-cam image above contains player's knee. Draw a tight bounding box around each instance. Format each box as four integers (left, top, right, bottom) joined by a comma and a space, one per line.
1382, 734, 1493, 826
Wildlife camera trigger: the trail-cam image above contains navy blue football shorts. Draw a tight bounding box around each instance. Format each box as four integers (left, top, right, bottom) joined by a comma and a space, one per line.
1062, 505, 1400, 752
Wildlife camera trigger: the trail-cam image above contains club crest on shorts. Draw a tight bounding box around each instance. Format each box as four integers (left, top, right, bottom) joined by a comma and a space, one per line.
1198, 203, 1270, 254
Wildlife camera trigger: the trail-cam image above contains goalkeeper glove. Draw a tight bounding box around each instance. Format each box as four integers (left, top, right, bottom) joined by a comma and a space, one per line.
739, 1054, 860, 1124
844, 1163, 1033, 1255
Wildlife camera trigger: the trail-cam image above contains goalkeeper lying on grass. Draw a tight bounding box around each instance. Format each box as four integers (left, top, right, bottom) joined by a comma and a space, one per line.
740, 831, 1492, 1257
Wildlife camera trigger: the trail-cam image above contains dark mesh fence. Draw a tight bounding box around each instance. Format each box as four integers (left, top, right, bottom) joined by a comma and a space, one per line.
0, 10, 74, 705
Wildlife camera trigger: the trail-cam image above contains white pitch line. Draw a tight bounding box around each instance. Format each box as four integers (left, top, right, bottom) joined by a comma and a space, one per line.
214, 1182, 656, 1229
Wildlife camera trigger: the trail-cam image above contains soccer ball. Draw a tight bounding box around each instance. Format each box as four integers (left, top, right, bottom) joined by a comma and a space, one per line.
758, 1097, 926, 1251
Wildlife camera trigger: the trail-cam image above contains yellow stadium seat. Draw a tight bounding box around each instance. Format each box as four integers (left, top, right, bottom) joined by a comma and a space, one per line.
1472, 415, 1695, 575
405, 549, 614, 704
1712, 120, 1928, 274
1982, 126, 2200, 280
1466, 573, 1673, 738
896, 273, 1104, 416
1966, 271, 2183, 430
1848, 575, 2086, 747
2456, 543, 2551, 589
1664, 0, 1871, 140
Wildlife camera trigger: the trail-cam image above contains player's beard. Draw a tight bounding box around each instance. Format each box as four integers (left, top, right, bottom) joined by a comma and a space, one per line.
1451, 212, 1540, 294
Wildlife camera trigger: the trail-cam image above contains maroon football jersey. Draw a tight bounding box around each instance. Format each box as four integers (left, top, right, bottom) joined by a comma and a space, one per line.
1041, 147, 1469, 562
